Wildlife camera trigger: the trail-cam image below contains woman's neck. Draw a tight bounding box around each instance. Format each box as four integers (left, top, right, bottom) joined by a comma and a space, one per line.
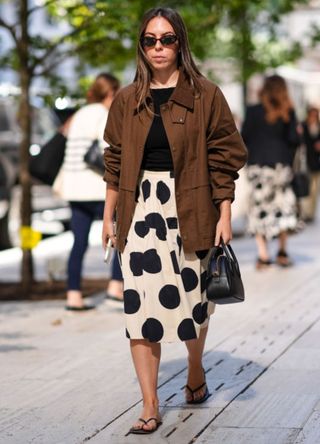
151, 67, 179, 89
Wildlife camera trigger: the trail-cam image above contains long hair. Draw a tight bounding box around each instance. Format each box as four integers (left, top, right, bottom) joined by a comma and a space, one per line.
135, 7, 202, 113
87, 73, 120, 104
259, 75, 292, 123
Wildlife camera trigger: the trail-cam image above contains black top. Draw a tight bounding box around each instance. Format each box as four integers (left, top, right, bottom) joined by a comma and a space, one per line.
241, 104, 300, 167
302, 122, 320, 171
141, 87, 174, 171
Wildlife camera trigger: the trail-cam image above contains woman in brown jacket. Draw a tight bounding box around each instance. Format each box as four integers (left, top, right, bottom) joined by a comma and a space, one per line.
102, 7, 247, 434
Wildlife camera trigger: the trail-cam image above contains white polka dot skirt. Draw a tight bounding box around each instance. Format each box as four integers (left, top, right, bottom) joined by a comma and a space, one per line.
120, 170, 215, 343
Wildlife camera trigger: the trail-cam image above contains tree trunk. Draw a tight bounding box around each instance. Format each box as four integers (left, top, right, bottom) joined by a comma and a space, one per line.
19, 0, 34, 294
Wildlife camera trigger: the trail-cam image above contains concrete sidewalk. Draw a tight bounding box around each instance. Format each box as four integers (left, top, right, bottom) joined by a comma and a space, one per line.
0, 217, 320, 444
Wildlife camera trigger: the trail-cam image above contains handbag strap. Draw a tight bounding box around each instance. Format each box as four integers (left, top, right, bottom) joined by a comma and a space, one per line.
220, 240, 241, 276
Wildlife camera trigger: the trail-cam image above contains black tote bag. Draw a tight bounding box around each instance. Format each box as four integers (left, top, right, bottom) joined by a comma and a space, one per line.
29, 132, 66, 186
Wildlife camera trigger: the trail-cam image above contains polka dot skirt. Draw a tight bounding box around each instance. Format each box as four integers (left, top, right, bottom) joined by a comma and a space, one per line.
120, 170, 215, 343
247, 164, 299, 240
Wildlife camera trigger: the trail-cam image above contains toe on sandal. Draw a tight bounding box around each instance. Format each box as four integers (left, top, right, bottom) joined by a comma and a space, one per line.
185, 382, 210, 405
129, 417, 162, 435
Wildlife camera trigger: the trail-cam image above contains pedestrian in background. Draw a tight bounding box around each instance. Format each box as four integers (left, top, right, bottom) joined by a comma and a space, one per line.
54, 73, 120, 310
103, 7, 247, 434
301, 106, 320, 222
242, 75, 300, 269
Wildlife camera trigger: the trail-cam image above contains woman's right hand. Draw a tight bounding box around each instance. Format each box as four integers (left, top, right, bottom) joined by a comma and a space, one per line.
102, 218, 116, 249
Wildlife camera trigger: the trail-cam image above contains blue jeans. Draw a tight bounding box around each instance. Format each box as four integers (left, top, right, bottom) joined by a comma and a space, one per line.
67, 201, 104, 290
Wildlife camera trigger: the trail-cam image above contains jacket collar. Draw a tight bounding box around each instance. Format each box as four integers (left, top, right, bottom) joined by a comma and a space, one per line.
135, 67, 195, 112
169, 67, 195, 110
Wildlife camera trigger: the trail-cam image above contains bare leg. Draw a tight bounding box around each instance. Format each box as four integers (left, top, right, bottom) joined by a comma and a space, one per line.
277, 231, 293, 266
130, 339, 161, 432
184, 326, 208, 402
255, 234, 269, 261
278, 231, 287, 252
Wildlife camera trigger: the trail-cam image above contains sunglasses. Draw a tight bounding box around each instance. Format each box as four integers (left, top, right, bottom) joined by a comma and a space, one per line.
141, 34, 178, 48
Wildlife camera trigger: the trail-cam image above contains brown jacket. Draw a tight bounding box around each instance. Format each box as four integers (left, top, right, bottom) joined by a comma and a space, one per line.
103, 69, 247, 253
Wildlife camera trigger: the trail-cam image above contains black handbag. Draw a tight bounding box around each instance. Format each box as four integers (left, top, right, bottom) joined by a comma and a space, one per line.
292, 172, 310, 198
83, 139, 105, 176
206, 241, 245, 304
29, 132, 66, 185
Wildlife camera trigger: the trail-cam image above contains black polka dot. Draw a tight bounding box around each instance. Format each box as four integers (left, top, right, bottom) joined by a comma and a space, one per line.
276, 210, 282, 218
181, 267, 199, 292
156, 180, 171, 204
192, 303, 203, 324
177, 318, 197, 341
170, 251, 180, 274
259, 210, 267, 219
142, 179, 151, 201
256, 183, 262, 189
125, 328, 130, 338
129, 252, 143, 276
145, 213, 167, 240
134, 220, 150, 238
196, 249, 209, 260
177, 235, 182, 255
192, 302, 208, 324
143, 249, 162, 273
166, 217, 178, 229
142, 318, 164, 342
124, 289, 141, 314
159, 284, 180, 309
200, 270, 207, 294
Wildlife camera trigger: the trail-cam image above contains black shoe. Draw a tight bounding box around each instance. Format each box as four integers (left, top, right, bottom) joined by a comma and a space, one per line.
256, 258, 273, 270
276, 250, 293, 267
65, 305, 95, 311
105, 293, 123, 303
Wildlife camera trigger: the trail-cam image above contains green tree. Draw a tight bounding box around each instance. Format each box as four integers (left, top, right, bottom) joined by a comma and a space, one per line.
209, 0, 310, 105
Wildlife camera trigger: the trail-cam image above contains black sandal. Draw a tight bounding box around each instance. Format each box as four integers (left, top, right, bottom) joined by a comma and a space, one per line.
276, 250, 293, 267
129, 417, 162, 435
185, 381, 210, 404
256, 258, 273, 270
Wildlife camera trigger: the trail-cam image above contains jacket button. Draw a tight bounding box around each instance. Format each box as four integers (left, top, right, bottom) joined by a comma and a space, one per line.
183, 235, 187, 240
179, 117, 183, 122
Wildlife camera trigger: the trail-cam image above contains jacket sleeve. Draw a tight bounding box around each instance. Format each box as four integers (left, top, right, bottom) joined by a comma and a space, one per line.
207, 86, 248, 204
103, 91, 124, 189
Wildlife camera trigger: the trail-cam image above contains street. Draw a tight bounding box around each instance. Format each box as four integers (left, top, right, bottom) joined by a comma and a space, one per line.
0, 210, 320, 443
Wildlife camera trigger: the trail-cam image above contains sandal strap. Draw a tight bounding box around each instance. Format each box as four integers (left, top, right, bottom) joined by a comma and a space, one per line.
145, 417, 159, 424
138, 418, 147, 425
185, 381, 206, 394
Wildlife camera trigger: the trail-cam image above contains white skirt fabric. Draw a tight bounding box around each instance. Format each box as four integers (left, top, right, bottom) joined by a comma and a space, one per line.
120, 170, 215, 343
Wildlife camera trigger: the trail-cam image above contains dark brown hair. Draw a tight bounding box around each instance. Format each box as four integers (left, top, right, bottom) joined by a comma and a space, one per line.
259, 75, 292, 123
134, 7, 202, 112
87, 73, 120, 104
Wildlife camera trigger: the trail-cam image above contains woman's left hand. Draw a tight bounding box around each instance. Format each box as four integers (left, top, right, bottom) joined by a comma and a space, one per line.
214, 200, 232, 246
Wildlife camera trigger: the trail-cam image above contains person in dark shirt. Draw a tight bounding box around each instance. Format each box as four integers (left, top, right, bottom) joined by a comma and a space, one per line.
301, 106, 320, 221
242, 75, 300, 269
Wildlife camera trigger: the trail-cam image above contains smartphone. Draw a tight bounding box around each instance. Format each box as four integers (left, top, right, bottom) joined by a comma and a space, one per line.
104, 238, 113, 264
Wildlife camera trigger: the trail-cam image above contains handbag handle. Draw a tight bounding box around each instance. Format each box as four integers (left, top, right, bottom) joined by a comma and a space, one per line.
219, 240, 241, 276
